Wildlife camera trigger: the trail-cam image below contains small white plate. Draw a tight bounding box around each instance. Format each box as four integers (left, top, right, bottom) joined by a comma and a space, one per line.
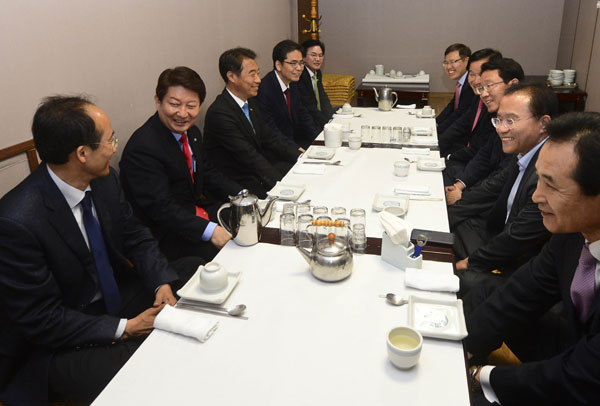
177, 267, 242, 304
372, 193, 410, 213
407, 296, 468, 340
306, 146, 335, 160
417, 158, 446, 172
416, 110, 436, 118
411, 127, 433, 136
267, 182, 306, 201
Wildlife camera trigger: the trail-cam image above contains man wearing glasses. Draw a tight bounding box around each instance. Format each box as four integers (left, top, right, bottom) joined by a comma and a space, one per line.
448, 83, 556, 295
436, 43, 474, 134
257, 39, 318, 149
298, 39, 334, 131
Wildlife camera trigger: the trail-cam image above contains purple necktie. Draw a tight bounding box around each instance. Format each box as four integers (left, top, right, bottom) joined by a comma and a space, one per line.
570, 243, 597, 322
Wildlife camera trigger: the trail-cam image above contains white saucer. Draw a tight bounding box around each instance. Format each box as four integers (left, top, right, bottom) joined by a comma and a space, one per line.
177, 267, 242, 304
416, 110, 436, 118
267, 182, 306, 201
372, 193, 410, 213
306, 146, 335, 160
407, 296, 468, 340
417, 158, 445, 171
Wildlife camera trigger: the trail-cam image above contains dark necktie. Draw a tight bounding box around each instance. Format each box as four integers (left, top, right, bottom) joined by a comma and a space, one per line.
284, 88, 292, 118
180, 133, 209, 220
571, 243, 597, 322
80, 191, 121, 316
454, 82, 460, 111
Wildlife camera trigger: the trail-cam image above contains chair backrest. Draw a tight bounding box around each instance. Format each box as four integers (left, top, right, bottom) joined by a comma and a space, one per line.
0, 140, 39, 197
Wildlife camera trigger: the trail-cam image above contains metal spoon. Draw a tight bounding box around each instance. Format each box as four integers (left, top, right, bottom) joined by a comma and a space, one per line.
176, 302, 248, 318
303, 160, 342, 166
383, 293, 408, 306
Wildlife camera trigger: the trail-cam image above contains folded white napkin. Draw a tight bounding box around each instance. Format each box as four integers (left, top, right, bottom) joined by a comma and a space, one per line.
396, 104, 417, 109
410, 136, 437, 146
412, 127, 433, 135
154, 304, 219, 342
401, 147, 430, 155
379, 211, 412, 245
404, 268, 460, 293
394, 185, 430, 195
293, 164, 326, 175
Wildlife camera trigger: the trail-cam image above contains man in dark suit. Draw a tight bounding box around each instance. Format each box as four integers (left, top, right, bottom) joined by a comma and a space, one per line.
449, 83, 557, 294
204, 47, 301, 198
298, 39, 334, 131
120, 67, 242, 262
436, 43, 474, 134
257, 39, 319, 149
467, 111, 600, 405
444, 57, 523, 202
0, 96, 196, 405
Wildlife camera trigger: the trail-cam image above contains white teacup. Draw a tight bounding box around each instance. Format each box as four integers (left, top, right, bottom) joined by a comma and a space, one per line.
199, 262, 228, 291
418, 70, 425, 76
348, 135, 362, 150
421, 106, 433, 116
375, 64, 384, 76
387, 326, 423, 369
389, 69, 396, 77
394, 160, 410, 177
342, 103, 352, 114
396, 71, 404, 78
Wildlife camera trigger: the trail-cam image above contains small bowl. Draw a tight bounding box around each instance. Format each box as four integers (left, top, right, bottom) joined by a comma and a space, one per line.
199, 262, 228, 291
394, 161, 410, 177
387, 326, 423, 369
383, 206, 406, 217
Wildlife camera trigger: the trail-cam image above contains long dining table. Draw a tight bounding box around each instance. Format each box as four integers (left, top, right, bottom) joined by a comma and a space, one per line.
91, 107, 470, 405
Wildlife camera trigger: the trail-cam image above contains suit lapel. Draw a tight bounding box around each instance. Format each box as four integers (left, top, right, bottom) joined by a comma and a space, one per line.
223, 90, 258, 142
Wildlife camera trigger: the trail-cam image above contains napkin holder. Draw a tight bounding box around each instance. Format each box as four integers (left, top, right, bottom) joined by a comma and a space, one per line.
381, 231, 423, 270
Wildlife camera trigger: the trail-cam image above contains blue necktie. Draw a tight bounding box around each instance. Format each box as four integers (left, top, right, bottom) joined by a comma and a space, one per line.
81, 191, 121, 316
242, 102, 253, 127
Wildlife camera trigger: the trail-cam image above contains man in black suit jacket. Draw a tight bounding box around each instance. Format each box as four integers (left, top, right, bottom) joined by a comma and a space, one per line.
436, 43, 474, 134
298, 39, 334, 131
204, 47, 301, 198
120, 67, 242, 262
257, 39, 319, 149
449, 83, 558, 294
0, 96, 195, 405
466, 112, 600, 405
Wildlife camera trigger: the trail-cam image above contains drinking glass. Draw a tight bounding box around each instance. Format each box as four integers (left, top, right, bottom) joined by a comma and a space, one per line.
316, 215, 332, 241
331, 207, 347, 217
382, 126, 392, 143
282, 203, 295, 216
351, 223, 367, 253
297, 214, 314, 248
313, 206, 328, 216
371, 125, 382, 143
392, 126, 402, 143
335, 217, 351, 245
296, 202, 310, 215
350, 208, 366, 228
361, 125, 371, 142
280, 213, 296, 246
402, 127, 412, 143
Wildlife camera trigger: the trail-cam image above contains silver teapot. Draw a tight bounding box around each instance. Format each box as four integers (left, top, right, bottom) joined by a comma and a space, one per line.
297, 233, 353, 282
373, 86, 398, 111
217, 189, 278, 246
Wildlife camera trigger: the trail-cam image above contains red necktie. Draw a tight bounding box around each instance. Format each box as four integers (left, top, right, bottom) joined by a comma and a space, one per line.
471, 100, 483, 132
180, 132, 209, 220
454, 82, 460, 111
571, 243, 597, 322
284, 88, 292, 118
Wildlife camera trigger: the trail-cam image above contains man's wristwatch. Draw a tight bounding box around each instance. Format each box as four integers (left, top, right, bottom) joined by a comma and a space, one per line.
469, 365, 483, 392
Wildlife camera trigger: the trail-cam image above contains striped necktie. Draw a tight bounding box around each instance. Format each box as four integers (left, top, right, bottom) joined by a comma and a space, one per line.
313, 74, 321, 111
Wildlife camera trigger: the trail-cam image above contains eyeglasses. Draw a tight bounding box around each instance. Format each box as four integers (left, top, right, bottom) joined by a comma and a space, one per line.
442, 57, 464, 66
307, 52, 323, 59
90, 134, 118, 148
491, 116, 534, 129
283, 60, 305, 68
475, 81, 504, 95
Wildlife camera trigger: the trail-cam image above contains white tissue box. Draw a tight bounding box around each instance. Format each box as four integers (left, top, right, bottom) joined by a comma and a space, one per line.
381, 232, 423, 270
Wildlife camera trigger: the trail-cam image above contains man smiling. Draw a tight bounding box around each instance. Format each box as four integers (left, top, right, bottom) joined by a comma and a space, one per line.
257, 39, 318, 149
448, 83, 556, 294
298, 39, 334, 131
120, 66, 242, 262
204, 47, 301, 198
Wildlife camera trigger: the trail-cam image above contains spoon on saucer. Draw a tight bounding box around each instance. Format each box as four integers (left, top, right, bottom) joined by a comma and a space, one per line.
382, 293, 408, 306
176, 302, 248, 319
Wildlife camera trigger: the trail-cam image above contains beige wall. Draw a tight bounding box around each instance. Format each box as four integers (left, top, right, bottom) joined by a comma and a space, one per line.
0, 0, 295, 167
319, 0, 565, 92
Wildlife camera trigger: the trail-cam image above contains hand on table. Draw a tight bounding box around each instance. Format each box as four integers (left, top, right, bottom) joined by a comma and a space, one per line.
445, 182, 464, 206
211, 225, 231, 249
456, 257, 469, 271
122, 304, 165, 340
154, 284, 176, 307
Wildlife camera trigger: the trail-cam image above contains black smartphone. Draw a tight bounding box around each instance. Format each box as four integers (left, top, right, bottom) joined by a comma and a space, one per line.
410, 229, 455, 246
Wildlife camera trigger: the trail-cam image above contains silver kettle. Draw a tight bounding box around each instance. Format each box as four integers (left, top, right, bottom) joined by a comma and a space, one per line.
217, 189, 278, 246
297, 233, 353, 282
373, 86, 398, 111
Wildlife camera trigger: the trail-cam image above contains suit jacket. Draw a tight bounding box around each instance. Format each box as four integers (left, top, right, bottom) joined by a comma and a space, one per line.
465, 233, 600, 405
0, 165, 177, 404
454, 134, 511, 188
120, 113, 242, 251
449, 151, 550, 274
297, 68, 334, 131
436, 79, 475, 134
256, 70, 319, 149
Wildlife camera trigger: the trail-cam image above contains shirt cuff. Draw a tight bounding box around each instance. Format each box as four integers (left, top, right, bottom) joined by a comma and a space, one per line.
480, 365, 500, 404
454, 179, 466, 189
115, 318, 127, 340
201, 221, 218, 241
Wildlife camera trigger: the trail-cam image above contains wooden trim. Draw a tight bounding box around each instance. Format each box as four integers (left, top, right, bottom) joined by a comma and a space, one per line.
0, 139, 39, 172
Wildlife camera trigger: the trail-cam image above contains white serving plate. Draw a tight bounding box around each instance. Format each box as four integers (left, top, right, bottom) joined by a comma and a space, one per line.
177, 267, 242, 304
407, 296, 468, 340
417, 158, 446, 172
372, 193, 410, 213
267, 182, 306, 201
306, 146, 335, 160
